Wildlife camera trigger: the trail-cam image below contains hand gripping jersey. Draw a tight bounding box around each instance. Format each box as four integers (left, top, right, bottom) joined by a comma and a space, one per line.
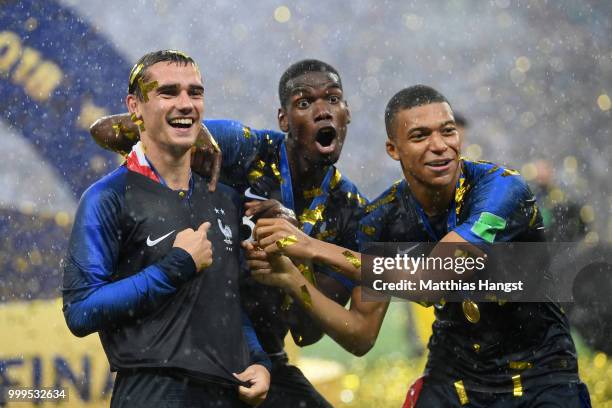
358, 159, 579, 392
62, 158, 268, 385
205, 119, 367, 354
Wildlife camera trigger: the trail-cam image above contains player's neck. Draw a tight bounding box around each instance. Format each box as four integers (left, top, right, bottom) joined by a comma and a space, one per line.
141, 137, 191, 190
286, 144, 327, 192
408, 172, 459, 217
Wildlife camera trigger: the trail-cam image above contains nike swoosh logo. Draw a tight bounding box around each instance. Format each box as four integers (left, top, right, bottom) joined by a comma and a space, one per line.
146, 230, 176, 247
396, 243, 420, 255
244, 187, 267, 201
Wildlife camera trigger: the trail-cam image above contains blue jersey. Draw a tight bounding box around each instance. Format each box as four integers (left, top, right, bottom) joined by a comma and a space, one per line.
205, 119, 367, 353
358, 159, 578, 390
62, 166, 269, 385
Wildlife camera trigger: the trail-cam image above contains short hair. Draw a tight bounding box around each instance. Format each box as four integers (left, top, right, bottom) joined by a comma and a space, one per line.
278, 59, 342, 108
384, 85, 451, 137
454, 112, 469, 128
128, 50, 199, 100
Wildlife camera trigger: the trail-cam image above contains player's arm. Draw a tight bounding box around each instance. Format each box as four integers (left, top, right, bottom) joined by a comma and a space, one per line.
254, 218, 363, 281
247, 251, 389, 356
90, 114, 222, 190
62, 183, 212, 337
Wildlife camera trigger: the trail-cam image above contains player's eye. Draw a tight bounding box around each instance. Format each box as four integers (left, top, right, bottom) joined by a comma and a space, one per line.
296, 99, 310, 109
328, 95, 340, 104
442, 126, 457, 135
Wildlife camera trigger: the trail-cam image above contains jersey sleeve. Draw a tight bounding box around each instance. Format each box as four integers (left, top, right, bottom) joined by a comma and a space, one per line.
241, 311, 272, 371
453, 170, 537, 243
203, 119, 283, 180
62, 171, 197, 337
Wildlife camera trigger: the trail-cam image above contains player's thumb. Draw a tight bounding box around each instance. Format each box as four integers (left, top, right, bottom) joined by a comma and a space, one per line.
198, 221, 211, 235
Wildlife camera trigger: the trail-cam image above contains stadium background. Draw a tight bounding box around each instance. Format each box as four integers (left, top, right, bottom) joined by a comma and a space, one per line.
1, 0, 610, 406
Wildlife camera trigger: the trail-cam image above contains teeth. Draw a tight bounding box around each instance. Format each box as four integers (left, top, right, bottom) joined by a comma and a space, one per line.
169, 118, 193, 125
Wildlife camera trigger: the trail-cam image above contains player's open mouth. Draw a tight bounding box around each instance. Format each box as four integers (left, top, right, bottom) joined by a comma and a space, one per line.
315, 126, 337, 154
168, 117, 194, 129
425, 159, 453, 171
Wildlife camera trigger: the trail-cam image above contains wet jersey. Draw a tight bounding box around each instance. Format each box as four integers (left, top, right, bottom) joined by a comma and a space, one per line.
63, 166, 268, 386
205, 119, 367, 354
358, 159, 579, 390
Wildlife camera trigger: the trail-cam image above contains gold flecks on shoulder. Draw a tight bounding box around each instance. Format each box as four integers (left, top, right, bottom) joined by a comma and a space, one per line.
501, 167, 521, 177
303, 187, 323, 199
455, 177, 469, 215
270, 162, 283, 182
365, 180, 401, 213
242, 126, 252, 139
330, 168, 342, 189
347, 191, 367, 206
360, 225, 376, 236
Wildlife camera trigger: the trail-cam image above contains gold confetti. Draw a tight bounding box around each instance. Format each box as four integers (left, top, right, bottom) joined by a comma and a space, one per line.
298, 263, 316, 285
247, 169, 264, 184
270, 162, 282, 182
138, 78, 158, 102
509, 361, 533, 370
342, 250, 361, 269
243, 126, 252, 139
300, 285, 312, 308
330, 168, 342, 189
454, 380, 469, 405
454, 177, 468, 215
304, 187, 323, 199
315, 229, 337, 241
276, 235, 298, 249
299, 205, 325, 225
365, 180, 401, 213
128, 63, 144, 91
473, 343, 480, 353
501, 168, 520, 177
512, 374, 523, 397
360, 225, 376, 236
178, 191, 185, 198
130, 113, 145, 132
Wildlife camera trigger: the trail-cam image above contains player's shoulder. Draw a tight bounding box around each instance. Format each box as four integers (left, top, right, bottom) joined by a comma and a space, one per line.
75, 166, 128, 222
333, 168, 368, 208
464, 159, 530, 196
80, 165, 128, 204
363, 179, 405, 216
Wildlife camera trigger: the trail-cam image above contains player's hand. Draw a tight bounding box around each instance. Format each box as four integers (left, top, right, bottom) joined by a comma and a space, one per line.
242, 241, 272, 275
173, 222, 212, 272
243, 242, 300, 289
254, 218, 315, 260
234, 364, 270, 406
191, 124, 222, 192
244, 199, 298, 226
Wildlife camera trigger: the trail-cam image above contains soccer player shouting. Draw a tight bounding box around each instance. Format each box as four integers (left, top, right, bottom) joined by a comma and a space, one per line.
90, 59, 367, 408
251, 85, 591, 407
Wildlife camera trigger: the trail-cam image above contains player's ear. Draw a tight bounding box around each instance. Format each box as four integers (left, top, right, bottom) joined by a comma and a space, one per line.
278, 107, 289, 133
126, 94, 140, 116
344, 100, 351, 124
386, 137, 400, 161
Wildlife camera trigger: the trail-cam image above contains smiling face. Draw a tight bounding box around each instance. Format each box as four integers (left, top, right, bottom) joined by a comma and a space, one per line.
386, 102, 462, 190
278, 71, 350, 169
127, 61, 204, 155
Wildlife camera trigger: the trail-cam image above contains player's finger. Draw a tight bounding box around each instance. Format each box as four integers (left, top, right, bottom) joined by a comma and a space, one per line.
198, 221, 211, 235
